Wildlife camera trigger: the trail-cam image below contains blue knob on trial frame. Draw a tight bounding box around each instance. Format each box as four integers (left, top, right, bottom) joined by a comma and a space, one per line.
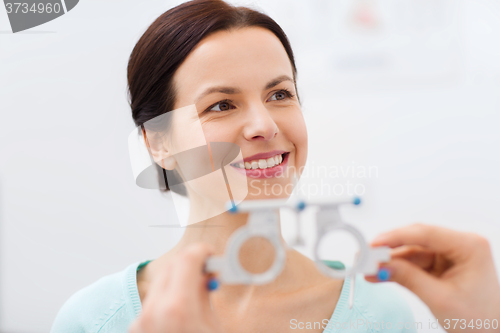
207, 278, 219, 291
297, 200, 306, 211
377, 268, 390, 281
228, 204, 238, 214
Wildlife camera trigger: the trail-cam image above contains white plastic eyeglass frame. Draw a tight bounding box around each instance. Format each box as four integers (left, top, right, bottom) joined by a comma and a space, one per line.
204, 197, 390, 309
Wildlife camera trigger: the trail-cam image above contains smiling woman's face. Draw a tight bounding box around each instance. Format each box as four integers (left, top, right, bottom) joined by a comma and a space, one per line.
166, 26, 307, 206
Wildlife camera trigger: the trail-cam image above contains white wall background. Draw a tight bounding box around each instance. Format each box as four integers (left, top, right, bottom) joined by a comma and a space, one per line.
1, 0, 499, 332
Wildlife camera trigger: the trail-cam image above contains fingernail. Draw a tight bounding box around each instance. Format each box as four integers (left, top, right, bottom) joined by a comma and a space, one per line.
207, 278, 219, 291
377, 268, 391, 281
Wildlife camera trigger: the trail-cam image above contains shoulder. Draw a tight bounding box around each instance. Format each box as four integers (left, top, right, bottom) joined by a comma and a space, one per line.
50, 261, 142, 333
332, 275, 417, 333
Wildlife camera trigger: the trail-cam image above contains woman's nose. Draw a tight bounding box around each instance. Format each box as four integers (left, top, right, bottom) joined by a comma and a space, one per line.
242, 104, 279, 141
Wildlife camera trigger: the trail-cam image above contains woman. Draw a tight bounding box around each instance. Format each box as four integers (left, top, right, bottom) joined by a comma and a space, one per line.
51, 1, 416, 332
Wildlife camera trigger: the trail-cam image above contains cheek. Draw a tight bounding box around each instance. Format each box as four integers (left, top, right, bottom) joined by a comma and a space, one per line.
285, 112, 308, 164
201, 121, 239, 144
296, 116, 308, 147
169, 116, 208, 153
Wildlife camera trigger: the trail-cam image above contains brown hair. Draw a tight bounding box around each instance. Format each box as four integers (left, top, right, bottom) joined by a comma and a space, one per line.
127, 0, 299, 193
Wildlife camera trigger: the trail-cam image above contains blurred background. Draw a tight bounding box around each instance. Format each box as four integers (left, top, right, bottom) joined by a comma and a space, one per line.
1, 0, 499, 332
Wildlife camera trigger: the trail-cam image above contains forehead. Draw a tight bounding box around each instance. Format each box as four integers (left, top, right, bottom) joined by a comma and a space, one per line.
172, 27, 293, 105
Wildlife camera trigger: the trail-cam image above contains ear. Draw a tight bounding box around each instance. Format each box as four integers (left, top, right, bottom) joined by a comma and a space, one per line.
141, 126, 177, 171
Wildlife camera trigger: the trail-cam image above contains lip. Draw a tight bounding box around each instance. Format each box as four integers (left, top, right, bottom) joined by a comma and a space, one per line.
232, 149, 287, 165
230, 152, 290, 179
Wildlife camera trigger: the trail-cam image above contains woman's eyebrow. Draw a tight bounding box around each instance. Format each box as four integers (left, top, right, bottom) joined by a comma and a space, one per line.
264, 74, 293, 90
195, 86, 241, 103
194, 75, 293, 103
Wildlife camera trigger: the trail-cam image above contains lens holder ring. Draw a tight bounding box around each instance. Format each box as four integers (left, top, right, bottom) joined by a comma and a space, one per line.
313, 220, 369, 279
205, 208, 286, 284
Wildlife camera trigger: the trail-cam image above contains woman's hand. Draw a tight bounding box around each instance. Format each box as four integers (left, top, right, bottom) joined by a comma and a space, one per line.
366, 223, 500, 333
129, 243, 225, 333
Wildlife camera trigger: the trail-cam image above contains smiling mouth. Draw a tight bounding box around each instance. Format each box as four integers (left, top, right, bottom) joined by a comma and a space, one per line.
230, 152, 289, 170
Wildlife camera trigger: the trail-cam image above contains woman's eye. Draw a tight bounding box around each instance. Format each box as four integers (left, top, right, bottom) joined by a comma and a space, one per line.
208, 100, 233, 112
269, 89, 293, 101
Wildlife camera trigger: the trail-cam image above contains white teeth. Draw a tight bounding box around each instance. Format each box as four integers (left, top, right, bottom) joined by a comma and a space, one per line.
233, 153, 286, 169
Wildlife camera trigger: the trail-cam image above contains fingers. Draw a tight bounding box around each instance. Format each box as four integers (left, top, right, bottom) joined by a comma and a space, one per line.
364, 246, 434, 283
143, 259, 173, 306
129, 319, 146, 333
168, 243, 215, 299
390, 245, 436, 271
377, 245, 453, 278
171, 243, 215, 284
144, 243, 215, 306
371, 223, 473, 259
200, 274, 216, 315
170, 244, 218, 321
130, 243, 222, 333
368, 258, 451, 308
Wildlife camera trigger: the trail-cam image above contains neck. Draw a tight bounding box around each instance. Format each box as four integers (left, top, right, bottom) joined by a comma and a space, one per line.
174, 209, 284, 271
177, 211, 249, 250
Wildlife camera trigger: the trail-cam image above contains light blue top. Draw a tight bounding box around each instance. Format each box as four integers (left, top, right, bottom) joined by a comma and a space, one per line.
50, 260, 417, 333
